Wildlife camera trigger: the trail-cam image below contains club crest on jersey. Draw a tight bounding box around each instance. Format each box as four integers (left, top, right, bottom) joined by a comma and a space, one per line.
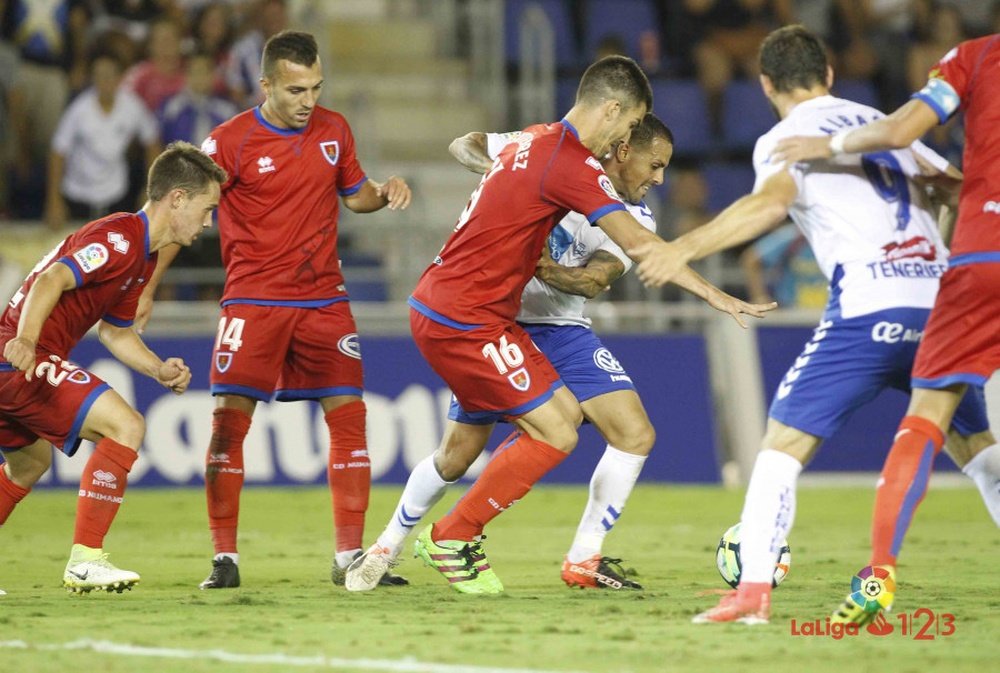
338, 333, 361, 359
215, 352, 233, 373
72, 243, 109, 273
320, 141, 340, 166
507, 367, 530, 391
598, 174, 622, 202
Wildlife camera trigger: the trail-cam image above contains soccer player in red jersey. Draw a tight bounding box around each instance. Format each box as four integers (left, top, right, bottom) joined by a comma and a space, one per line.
0, 141, 224, 593
408, 55, 773, 593
143, 31, 412, 590
771, 34, 1000, 620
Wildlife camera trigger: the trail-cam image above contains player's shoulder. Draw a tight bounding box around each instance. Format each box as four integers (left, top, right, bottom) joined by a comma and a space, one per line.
626, 200, 657, 232
70, 212, 147, 262
211, 108, 256, 137
309, 106, 353, 134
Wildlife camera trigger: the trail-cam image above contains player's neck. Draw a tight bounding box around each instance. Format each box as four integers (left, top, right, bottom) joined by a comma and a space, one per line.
771, 86, 829, 119
141, 202, 172, 253
563, 106, 612, 156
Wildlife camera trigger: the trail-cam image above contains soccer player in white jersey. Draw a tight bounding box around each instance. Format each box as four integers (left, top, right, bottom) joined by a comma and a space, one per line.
346, 114, 692, 591
655, 25, 999, 624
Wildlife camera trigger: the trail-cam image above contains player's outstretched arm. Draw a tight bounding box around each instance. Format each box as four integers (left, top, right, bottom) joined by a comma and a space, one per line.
97, 321, 191, 394
770, 98, 940, 164
134, 243, 181, 334
449, 132, 493, 174
673, 266, 778, 329
343, 176, 412, 213
535, 249, 626, 299
3, 263, 76, 380
672, 171, 798, 263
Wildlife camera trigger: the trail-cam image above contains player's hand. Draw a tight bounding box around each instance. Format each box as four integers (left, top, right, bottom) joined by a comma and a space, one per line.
157, 357, 191, 394
377, 176, 412, 211
770, 135, 833, 165
706, 289, 778, 329
134, 291, 154, 335
629, 240, 687, 287
3, 336, 38, 381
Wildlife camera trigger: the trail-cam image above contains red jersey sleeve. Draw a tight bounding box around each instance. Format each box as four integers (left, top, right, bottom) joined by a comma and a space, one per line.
913, 36, 997, 123
103, 254, 158, 327
57, 218, 146, 290
335, 119, 368, 196
201, 129, 237, 190
540, 144, 626, 224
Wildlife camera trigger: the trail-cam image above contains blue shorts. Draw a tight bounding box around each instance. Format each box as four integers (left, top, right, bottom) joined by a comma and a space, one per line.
769, 307, 989, 438
448, 324, 636, 425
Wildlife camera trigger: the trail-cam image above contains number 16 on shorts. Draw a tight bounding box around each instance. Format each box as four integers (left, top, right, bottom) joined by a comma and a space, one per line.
483, 335, 531, 391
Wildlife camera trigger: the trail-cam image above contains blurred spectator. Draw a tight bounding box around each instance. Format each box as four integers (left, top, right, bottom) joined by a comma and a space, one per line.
90, 0, 186, 45
740, 223, 826, 307
837, 0, 917, 108
189, 1, 236, 96
123, 16, 187, 112
0, 40, 20, 216
225, 0, 287, 109
662, 165, 713, 237
158, 52, 239, 144
2, 0, 90, 192
46, 50, 160, 229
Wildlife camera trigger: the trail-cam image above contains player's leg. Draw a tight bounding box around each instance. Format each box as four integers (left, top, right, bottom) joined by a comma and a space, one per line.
0, 439, 52, 525
563, 389, 652, 590
346, 418, 495, 592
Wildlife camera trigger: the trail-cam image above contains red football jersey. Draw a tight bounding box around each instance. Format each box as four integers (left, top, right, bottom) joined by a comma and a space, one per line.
411, 120, 626, 324
201, 106, 367, 304
916, 35, 1000, 257
0, 212, 156, 359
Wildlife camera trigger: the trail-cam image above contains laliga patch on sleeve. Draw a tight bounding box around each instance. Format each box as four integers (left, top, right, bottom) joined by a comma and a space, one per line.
201, 136, 217, 155
72, 243, 110, 274
598, 174, 622, 202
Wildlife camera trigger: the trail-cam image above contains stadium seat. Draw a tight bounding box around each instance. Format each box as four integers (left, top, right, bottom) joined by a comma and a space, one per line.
721, 80, 775, 151
505, 0, 579, 70
831, 79, 880, 110
702, 162, 756, 214
650, 79, 713, 157
582, 0, 658, 65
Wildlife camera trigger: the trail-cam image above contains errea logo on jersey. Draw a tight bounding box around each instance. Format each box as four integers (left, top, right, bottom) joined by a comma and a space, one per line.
108, 232, 129, 254
201, 136, 217, 155
983, 201, 1000, 215
257, 156, 276, 174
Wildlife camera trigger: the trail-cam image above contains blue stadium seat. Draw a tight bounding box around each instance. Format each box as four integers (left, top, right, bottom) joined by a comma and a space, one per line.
583, 0, 658, 64
505, 0, 579, 69
831, 79, 880, 110
721, 80, 775, 151
650, 79, 713, 157
702, 162, 756, 213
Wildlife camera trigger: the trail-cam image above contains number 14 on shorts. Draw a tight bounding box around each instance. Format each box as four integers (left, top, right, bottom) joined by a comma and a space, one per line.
216, 317, 245, 352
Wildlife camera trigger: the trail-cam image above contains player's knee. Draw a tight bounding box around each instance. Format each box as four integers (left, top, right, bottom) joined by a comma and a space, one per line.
106, 408, 146, 448
435, 450, 473, 482
617, 422, 655, 456
541, 422, 578, 453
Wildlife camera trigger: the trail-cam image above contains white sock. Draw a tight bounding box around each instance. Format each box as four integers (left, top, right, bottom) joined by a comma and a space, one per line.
335, 548, 361, 569
377, 454, 453, 554
739, 449, 802, 585
567, 445, 647, 563
962, 443, 1000, 526
214, 552, 239, 565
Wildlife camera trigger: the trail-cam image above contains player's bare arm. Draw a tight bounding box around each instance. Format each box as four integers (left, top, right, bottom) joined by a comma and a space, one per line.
770, 98, 940, 164
594, 208, 686, 287
343, 176, 412, 213
673, 170, 798, 262
3, 262, 77, 379
534, 249, 625, 299
134, 243, 181, 334
97, 320, 191, 394
673, 265, 777, 329
449, 132, 493, 174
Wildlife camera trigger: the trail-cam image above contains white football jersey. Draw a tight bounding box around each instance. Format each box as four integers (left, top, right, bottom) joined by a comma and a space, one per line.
754, 95, 951, 319
484, 132, 657, 327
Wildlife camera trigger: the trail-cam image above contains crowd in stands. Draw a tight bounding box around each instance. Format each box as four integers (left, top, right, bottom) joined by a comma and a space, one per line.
1, 0, 997, 308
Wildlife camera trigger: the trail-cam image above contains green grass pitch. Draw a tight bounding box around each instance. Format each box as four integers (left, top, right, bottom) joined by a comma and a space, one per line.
1, 484, 998, 673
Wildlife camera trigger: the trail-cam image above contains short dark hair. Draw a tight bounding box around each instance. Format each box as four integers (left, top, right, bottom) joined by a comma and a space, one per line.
147, 141, 227, 201
261, 30, 318, 80
628, 113, 673, 150
576, 55, 653, 112
758, 25, 828, 93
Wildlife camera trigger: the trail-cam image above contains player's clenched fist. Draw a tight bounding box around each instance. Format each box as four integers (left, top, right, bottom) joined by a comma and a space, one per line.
3, 336, 38, 380
375, 176, 412, 211
157, 357, 191, 394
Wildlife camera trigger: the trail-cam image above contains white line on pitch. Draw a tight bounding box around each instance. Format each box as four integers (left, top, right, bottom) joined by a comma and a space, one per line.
0, 639, 591, 673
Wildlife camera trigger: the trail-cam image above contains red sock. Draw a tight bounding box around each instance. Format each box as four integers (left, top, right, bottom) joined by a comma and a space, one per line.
434, 432, 567, 542
326, 401, 370, 552
206, 407, 251, 554
871, 415, 944, 567
74, 438, 137, 548
0, 467, 31, 525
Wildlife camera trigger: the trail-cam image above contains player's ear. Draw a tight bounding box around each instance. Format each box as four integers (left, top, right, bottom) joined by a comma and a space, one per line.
825, 65, 834, 89
603, 98, 622, 122
170, 188, 186, 209
616, 141, 630, 162
759, 74, 775, 98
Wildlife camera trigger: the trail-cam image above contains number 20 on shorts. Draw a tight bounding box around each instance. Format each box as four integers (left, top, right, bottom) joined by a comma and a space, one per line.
482, 335, 524, 374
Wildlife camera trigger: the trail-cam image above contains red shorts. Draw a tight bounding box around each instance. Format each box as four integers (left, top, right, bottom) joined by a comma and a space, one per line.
912, 262, 1000, 387
409, 308, 560, 419
210, 300, 364, 402
0, 355, 110, 456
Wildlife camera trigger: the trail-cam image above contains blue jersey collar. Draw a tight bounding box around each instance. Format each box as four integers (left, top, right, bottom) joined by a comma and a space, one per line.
560, 118, 581, 140
137, 209, 151, 258
254, 105, 306, 136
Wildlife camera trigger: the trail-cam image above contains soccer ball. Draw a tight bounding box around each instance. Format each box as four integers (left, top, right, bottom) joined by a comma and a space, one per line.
715, 522, 791, 588
847, 565, 895, 612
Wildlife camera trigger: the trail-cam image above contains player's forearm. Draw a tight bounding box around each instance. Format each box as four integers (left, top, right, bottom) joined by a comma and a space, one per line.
16, 270, 71, 343
835, 99, 938, 154
98, 323, 164, 378
449, 132, 492, 174
144, 244, 180, 298
670, 264, 725, 305
343, 179, 387, 213
674, 193, 787, 262
536, 264, 611, 299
